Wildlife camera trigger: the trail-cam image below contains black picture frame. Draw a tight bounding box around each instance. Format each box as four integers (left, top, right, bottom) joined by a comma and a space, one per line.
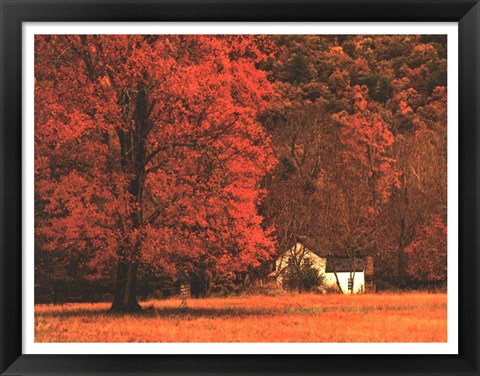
1, 0, 479, 375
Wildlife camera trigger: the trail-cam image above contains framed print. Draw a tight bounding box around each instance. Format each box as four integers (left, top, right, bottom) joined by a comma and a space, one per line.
1, 1, 479, 375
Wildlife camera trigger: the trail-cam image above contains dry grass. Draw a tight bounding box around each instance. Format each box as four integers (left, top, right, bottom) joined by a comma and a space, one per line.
35, 292, 447, 342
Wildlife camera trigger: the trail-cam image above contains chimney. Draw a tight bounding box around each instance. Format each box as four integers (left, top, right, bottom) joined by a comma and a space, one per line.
365, 256, 374, 276
365, 256, 375, 293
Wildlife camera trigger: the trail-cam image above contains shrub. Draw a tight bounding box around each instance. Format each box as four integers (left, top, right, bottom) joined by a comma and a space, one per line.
283, 264, 325, 293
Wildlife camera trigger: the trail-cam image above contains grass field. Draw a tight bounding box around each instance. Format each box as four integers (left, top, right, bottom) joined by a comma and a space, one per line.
35, 292, 447, 342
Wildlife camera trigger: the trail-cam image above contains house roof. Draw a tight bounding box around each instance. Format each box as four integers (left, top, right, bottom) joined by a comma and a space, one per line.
325, 257, 365, 273
275, 241, 367, 273
279, 244, 327, 260
284, 237, 329, 258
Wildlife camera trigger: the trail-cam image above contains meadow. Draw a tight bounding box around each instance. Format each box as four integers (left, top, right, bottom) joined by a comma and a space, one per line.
34, 292, 447, 343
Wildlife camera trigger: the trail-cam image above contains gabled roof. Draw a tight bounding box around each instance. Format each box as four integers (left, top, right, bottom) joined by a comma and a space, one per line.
281, 238, 329, 258
325, 257, 365, 273
276, 242, 367, 273
277, 242, 326, 260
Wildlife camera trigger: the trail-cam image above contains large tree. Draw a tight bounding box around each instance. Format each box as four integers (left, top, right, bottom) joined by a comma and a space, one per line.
35, 35, 276, 312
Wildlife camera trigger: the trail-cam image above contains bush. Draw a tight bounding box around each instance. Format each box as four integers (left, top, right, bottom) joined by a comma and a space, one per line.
283, 264, 325, 293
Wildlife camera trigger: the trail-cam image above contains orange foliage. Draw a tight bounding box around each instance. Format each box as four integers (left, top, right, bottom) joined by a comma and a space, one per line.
35, 35, 278, 310
405, 215, 447, 284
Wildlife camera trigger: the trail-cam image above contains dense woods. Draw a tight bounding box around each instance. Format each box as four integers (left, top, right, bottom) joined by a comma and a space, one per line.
35, 35, 447, 308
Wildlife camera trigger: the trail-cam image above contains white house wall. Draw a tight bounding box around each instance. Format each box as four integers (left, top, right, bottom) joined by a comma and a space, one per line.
275, 243, 326, 285
274, 243, 366, 294
324, 272, 365, 294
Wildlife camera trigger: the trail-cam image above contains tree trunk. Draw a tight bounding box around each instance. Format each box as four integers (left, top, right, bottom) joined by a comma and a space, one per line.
350, 273, 355, 295
350, 256, 356, 294
298, 279, 303, 294
333, 271, 344, 294
110, 85, 150, 314
397, 175, 409, 288
331, 257, 344, 293
111, 259, 142, 313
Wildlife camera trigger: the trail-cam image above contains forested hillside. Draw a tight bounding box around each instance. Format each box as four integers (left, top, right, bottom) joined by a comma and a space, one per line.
261, 35, 447, 290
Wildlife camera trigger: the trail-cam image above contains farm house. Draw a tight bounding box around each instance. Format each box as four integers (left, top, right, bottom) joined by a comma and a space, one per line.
271, 242, 375, 294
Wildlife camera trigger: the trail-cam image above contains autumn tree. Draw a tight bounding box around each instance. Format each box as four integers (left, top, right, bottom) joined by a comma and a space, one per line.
35, 35, 276, 312
333, 85, 399, 265
404, 215, 447, 290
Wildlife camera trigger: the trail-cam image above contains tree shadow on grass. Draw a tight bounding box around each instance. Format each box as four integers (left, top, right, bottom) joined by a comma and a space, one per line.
146, 305, 280, 318
35, 303, 389, 319
36, 301, 428, 319
35, 304, 284, 319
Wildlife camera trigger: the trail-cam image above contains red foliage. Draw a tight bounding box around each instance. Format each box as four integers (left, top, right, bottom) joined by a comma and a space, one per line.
405, 215, 447, 285
334, 85, 399, 215
35, 35, 277, 286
